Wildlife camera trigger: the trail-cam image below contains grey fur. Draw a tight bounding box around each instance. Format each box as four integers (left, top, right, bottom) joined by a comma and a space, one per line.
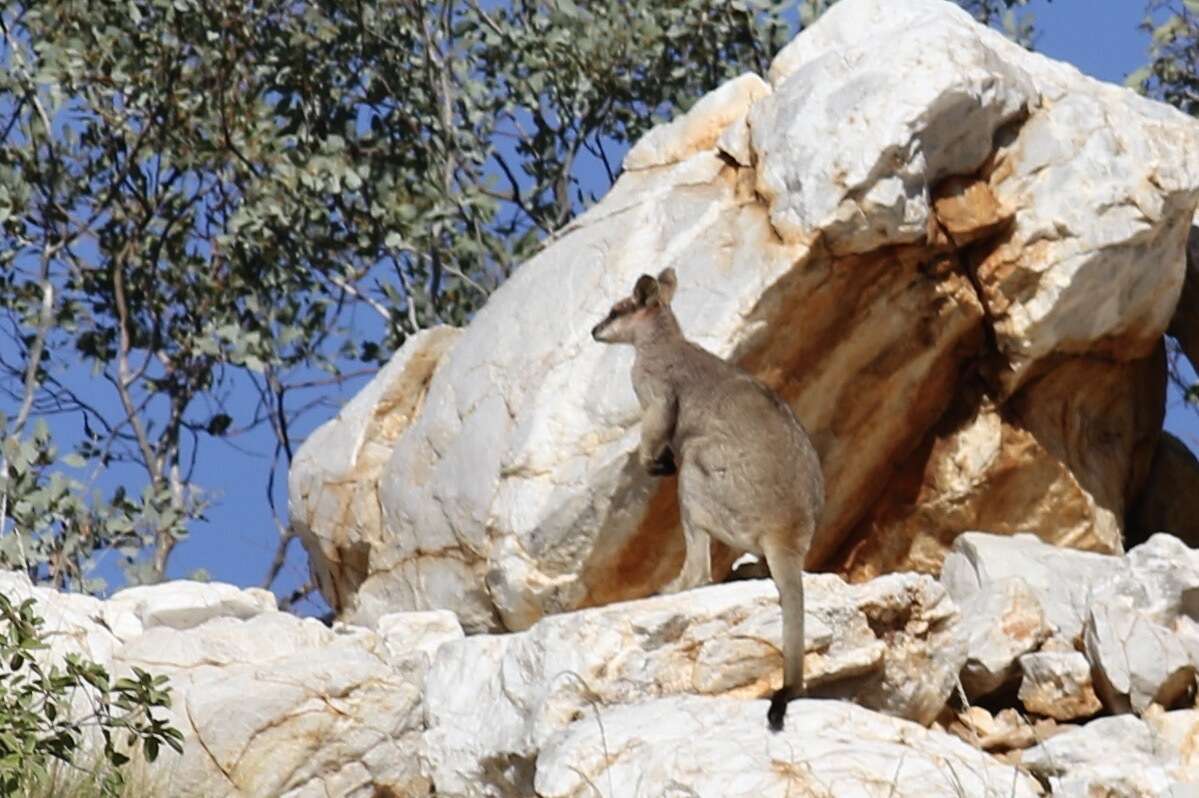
592, 267, 825, 732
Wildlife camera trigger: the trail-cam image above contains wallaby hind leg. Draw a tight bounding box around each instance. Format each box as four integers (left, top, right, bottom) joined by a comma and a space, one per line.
660, 515, 711, 594
763, 537, 806, 732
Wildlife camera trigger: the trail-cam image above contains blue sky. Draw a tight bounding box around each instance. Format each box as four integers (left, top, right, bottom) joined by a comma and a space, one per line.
23, 1, 1194, 614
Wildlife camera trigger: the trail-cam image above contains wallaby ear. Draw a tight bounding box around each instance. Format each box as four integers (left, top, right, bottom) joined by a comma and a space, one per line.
656, 268, 677, 305
633, 274, 660, 307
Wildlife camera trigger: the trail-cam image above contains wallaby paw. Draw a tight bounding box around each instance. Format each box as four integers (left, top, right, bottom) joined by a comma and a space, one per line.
767, 687, 796, 732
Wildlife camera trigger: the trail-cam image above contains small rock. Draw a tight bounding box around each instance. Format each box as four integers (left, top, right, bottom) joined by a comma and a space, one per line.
1018, 650, 1102, 721
942, 532, 1123, 644
108, 580, 276, 631
375, 609, 464, 660
948, 706, 1060, 753
1023, 711, 1199, 795
1084, 597, 1197, 714
958, 576, 1051, 699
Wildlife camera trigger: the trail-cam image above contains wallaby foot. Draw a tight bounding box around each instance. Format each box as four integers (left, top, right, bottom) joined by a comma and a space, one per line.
767, 685, 798, 732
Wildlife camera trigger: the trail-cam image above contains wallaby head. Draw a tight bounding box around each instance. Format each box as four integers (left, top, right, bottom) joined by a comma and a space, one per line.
591, 268, 678, 345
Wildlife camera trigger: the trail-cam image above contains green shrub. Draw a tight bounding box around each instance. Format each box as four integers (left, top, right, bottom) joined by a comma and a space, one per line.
0, 592, 183, 797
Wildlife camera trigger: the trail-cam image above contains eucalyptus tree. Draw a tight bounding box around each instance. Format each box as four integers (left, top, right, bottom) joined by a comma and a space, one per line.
0, 0, 791, 598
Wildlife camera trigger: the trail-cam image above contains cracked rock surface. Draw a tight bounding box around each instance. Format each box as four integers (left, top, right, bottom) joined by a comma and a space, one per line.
535, 696, 1040, 798
421, 573, 964, 796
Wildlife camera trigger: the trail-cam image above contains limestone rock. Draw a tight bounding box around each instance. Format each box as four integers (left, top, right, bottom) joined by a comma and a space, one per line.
947, 532, 1199, 715
769, 0, 1199, 383
535, 696, 1041, 798
0, 571, 129, 664
841, 349, 1165, 581
421, 574, 965, 796
624, 72, 770, 171
289, 327, 461, 619
748, 3, 1037, 255
117, 613, 431, 798
0, 574, 439, 797
291, 0, 1199, 630
1084, 597, 1196, 714
941, 531, 1124, 643
1018, 650, 1102, 721
957, 576, 1051, 699
108, 580, 276, 631
1022, 710, 1199, 796
376, 608, 464, 660
946, 706, 1056, 753
1100, 532, 1199, 625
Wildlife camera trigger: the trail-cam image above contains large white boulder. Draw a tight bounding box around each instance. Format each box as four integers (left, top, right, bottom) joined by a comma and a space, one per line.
122, 621, 431, 798
0, 574, 448, 798
421, 574, 965, 796
535, 696, 1040, 798
289, 326, 462, 618
289, 0, 1199, 630
941, 531, 1124, 643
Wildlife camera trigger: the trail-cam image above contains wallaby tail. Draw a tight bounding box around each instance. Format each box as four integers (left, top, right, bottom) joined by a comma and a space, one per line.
762, 536, 807, 732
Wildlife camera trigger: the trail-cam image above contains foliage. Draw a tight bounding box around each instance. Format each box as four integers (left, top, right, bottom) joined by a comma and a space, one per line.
1131, 1, 1199, 116
0, 0, 792, 598
1130, 1, 1199, 408
0, 592, 182, 797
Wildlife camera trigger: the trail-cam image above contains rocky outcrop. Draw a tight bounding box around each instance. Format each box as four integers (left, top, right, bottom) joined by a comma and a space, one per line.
289, 0, 1199, 631
941, 531, 1123, 643
422, 573, 964, 795
536, 697, 1040, 798
0, 571, 455, 798
11, 531, 1199, 795
943, 531, 1199, 720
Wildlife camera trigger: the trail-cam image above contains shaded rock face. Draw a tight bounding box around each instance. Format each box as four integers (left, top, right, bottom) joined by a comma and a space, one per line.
842, 347, 1166, 580
290, 0, 1199, 630
1129, 430, 1199, 548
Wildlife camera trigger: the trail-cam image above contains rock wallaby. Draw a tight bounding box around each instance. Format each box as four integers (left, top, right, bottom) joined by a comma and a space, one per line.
592, 267, 825, 732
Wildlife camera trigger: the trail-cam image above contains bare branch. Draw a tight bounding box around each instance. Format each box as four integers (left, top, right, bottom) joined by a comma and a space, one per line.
12, 243, 56, 435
